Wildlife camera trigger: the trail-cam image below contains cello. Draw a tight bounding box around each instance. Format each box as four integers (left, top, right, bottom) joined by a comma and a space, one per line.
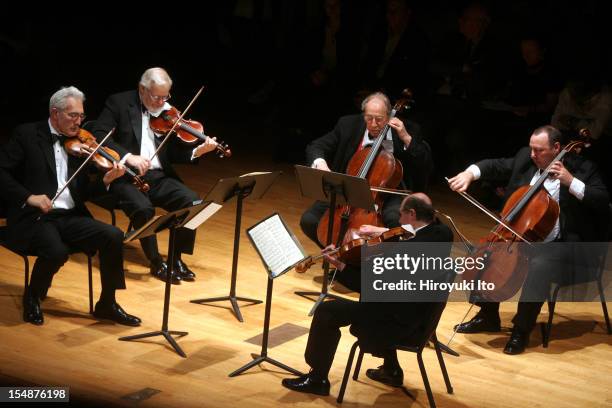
456, 131, 592, 302
316, 90, 414, 247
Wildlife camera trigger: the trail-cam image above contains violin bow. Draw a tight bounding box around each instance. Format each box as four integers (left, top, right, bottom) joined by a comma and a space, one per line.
444, 177, 531, 244
149, 85, 205, 161
370, 186, 413, 196
50, 128, 116, 205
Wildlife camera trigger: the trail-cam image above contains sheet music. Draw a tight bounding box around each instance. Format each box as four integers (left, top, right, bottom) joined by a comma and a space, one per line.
184, 202, 222, 230
248, 214, 305, 278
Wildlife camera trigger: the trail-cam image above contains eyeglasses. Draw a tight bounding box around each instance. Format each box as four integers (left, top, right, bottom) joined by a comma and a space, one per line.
148, 89, 171, 102
364, 114, 386, 124
64, 111, 86, 121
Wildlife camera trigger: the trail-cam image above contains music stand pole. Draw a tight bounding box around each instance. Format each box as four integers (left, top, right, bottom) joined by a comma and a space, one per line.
119, 219, 188, 358
229, 277, 303, 377
295, 182, 345, 316
191, 185, 262, 322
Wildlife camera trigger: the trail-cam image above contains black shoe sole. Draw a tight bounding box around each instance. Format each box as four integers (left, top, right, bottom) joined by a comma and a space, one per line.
366, 371, 403, 388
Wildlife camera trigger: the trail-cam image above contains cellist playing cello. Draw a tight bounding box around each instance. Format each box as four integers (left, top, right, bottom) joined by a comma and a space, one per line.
300, 91, 433, 247
448, 125, 610, 354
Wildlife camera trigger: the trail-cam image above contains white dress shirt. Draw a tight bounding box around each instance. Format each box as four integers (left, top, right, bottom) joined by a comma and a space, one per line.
466, 164, 586, 242
48, 120, 75, 210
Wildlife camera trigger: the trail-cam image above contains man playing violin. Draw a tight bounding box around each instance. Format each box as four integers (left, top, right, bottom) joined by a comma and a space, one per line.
283, 193, 453, 396
0, 86, 141, 326
448, 125, 610, 354
300, 91, 433, 247
93, 67, 218, 284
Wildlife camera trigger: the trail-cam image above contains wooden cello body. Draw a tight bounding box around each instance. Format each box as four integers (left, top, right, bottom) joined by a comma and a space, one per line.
461, 137, 589, 301
316, 91, 412, 247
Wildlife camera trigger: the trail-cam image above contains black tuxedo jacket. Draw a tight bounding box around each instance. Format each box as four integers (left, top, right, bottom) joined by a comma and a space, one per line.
0, 121, 103, 251
346, 221, 454, 355
476, 147, 610, 242
92, 90, 196, 181
305, 114, 433, 192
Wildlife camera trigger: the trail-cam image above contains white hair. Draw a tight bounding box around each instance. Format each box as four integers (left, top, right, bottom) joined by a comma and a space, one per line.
49, 86, 85, 112
139, 67, 173, 89
361, 92, 391, 115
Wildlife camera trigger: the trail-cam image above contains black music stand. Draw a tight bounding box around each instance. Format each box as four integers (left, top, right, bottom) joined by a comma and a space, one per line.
119, 201, 219, 358
191, 171, 282, 322
229, 213, 304, 377
294, 165, 374, 316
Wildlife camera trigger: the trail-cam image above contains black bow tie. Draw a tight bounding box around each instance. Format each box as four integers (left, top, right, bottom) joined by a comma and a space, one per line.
51, 133, 67, 145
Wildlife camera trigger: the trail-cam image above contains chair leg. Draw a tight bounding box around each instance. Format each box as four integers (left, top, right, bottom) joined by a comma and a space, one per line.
23, 255, 30, 294
417, 352, 436, 408
110, 209, 116, 227
432, 334, 453, 394
88, 255, 94, 314
353, 349, 364, 380
597, 278, 612, 334
337, 342, 359, 403
542, 288, 560, 348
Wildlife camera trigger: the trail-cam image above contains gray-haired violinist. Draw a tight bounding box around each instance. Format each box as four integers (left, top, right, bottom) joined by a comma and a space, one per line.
92, 67, 216, 285
0, 86, 140, 327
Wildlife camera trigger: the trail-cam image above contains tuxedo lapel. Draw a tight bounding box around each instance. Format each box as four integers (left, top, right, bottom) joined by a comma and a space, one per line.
128, 95, 143, 147
345, 120, 366, 168
37, 124, 57, 180
522, 165, 538, 185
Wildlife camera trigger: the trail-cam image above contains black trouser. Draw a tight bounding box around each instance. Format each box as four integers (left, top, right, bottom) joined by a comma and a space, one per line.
305, 298, 401, 378
111, 170, 199, 263
27, 210, 125, 299
305, 299, 363, 377
300, 194, 403, 247
475, 244, 566, 333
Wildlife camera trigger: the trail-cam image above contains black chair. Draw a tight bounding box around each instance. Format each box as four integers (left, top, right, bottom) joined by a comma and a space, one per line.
540, 243, 612, 347
0, 212, 96, 314
337, 302, 453, 408
540, 205, 612, 347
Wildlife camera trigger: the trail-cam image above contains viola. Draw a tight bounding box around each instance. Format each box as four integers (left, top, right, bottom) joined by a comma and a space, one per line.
149, 106, 231, 158
296, 226, 414, 273
316, 89, 414, 247
64, 129, 150, 192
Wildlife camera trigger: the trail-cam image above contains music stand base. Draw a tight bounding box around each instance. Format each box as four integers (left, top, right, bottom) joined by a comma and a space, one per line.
191, 296, 262, 322
229, 353, 303, 377
119, 330, 189, 358
294, 291, 344, 316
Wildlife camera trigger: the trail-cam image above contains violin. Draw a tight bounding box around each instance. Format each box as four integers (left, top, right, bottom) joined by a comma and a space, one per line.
296, 226, 414, 273
64, 129, 150, 192
149, 106, 231, 158
316, 90, 414, 247
458, 130, 592, 301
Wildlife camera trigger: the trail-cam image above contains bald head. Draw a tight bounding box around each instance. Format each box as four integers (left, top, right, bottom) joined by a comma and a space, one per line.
401, 193, 435, 222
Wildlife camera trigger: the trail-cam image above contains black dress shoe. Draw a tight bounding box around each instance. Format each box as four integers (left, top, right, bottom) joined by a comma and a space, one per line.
93, 301, 142, 326
366, 365, 404, 387
175, 259, 196, 281
150, 261, 181, 285
454, 315, 501, 333
281, 374, 330, 396
504, 329, 529, 355
23, 292, 44, 326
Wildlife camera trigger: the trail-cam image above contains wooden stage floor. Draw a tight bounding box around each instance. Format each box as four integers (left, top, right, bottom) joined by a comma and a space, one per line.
1, 151, 610, 408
